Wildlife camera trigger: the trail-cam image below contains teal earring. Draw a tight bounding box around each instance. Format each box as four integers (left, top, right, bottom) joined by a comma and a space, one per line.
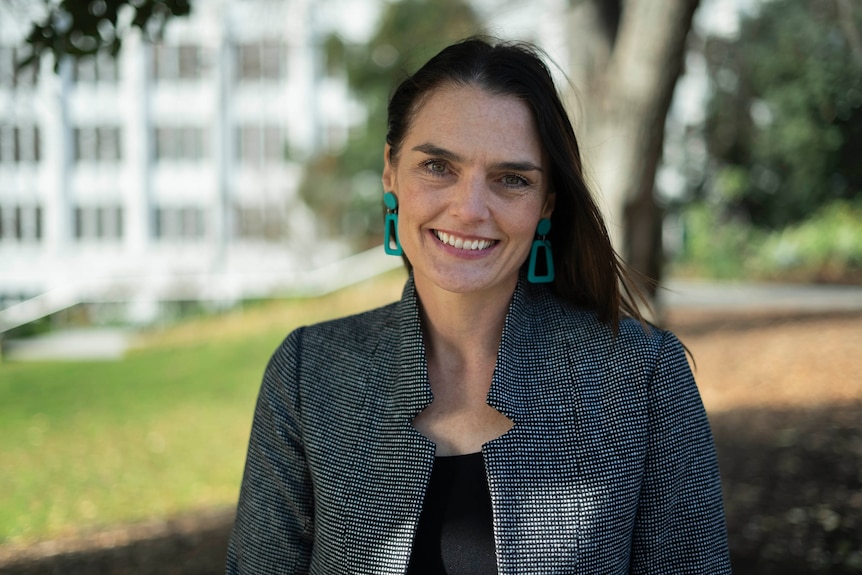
383, 192, 403, 256
527, 218, 554, 283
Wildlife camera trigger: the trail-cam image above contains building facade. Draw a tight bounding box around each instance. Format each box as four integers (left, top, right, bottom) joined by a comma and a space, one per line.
0, 0, 358, 327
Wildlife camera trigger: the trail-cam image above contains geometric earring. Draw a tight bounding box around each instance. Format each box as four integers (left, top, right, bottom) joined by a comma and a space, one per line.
383, 192, 403, 256
527, 217, 554, 283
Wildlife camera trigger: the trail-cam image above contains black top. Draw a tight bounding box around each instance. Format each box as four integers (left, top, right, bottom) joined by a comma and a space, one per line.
407, 452, 498, 574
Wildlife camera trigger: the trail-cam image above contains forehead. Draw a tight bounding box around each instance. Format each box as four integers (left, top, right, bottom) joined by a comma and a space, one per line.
405, 84, 543, 161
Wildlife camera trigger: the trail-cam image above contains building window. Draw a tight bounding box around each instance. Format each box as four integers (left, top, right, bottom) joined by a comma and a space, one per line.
236, 41, 284, 81
153, 206, 206, 240
73, 204, 123, 241
0, 45, 38, 88
154, 126, 208, 161
233, 203, 287, 240
0, 125, 41, 164
72, 52, 119, 84
152, 43, 205, 81
73, 126, 121, 162
0, 203, 43, 243
235, 124, 284, 164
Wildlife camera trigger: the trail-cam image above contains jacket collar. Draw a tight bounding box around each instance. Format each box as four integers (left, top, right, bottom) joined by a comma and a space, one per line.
391, 275, 591, 424
394, 275, 434, 419
488, 279, 591, 423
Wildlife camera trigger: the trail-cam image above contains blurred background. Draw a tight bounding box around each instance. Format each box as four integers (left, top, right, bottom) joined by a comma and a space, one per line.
0, 0, 860, 573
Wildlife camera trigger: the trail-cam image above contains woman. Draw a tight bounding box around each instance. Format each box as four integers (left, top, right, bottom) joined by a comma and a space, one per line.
227, 38, 730, 574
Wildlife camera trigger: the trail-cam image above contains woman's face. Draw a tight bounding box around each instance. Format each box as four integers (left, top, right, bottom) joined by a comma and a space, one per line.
383, 83, 554, 299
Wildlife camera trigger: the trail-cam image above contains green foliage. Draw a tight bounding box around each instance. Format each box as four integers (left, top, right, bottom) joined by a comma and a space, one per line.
3, 316, 52, 340
673, 200, 862, 281
19, 0, 191, 72
298, 0, 483, 248
700, 0, 862, 229
673, 202, 766, 279
754, 200, 862, 280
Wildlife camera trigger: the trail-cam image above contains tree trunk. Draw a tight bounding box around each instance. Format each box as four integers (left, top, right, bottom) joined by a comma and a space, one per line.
567, 0, 699, 303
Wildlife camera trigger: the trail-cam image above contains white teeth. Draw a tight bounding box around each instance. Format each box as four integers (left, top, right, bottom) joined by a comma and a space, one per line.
434, 230, 493, 251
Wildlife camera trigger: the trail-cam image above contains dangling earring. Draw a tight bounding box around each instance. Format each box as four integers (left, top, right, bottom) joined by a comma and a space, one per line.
383, 192, 403, 256
528, 218, 554, 283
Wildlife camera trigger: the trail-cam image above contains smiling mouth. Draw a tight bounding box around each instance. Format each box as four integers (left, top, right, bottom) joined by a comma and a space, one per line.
433, 230, 497, 251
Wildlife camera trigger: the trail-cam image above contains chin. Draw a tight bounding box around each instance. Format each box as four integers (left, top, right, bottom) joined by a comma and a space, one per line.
417, 268, 517, 297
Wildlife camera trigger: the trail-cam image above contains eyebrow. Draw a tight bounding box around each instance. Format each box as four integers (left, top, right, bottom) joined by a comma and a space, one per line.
412, 143, 543, 173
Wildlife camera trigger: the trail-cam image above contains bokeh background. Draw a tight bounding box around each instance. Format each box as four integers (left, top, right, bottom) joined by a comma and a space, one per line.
1, 0, 860, 573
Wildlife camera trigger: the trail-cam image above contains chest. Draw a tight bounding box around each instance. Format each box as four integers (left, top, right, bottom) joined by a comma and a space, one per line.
302, 387, 649, 574
411, 400, 514, 456
411, 352, 515, 456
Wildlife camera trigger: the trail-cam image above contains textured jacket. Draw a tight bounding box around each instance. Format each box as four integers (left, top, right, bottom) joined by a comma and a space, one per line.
226, 277, 731, 574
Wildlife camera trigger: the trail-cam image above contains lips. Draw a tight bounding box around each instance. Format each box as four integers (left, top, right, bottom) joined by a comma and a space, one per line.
433, 230, 497, 251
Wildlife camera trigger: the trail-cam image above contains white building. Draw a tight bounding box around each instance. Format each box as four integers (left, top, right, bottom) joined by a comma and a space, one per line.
0, 0, 367, 329
0, 0, 581, 333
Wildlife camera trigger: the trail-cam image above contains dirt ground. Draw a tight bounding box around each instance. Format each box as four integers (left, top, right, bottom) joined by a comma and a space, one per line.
670, 308, 862, 575
1, 308, 860, 574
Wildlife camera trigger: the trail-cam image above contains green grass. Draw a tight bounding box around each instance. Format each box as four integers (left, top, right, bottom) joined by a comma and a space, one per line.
0, 270, 406, 545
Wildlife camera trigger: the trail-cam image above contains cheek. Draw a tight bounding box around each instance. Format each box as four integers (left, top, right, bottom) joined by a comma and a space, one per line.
509, 222, 535, 244
397, 179, 437, 218
397, 193, 422, 224
505, 201, 545, 239
394, 193, 429, 249
514, 225, 538, 258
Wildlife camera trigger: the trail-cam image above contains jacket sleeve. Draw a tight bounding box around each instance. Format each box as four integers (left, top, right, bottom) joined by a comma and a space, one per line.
226, 329, 315, 574
629, 331, 731, 574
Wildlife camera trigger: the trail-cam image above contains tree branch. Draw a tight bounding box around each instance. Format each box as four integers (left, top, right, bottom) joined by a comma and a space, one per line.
16, 0, 191, 73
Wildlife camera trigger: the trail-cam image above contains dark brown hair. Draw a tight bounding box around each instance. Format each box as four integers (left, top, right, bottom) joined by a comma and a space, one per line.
385, 37, 650, 330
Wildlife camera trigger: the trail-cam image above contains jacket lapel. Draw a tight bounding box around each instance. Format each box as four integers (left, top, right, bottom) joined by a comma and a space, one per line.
483, 280, 613, 573
335, 277, 435, 573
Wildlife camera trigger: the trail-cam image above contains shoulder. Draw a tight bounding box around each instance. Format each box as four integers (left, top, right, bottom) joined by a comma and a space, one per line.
301, 300, 398, 345
526, 284, 666, 345
526, 284, 683, 374
271, 300, 399, 367
259, 299, 402, 415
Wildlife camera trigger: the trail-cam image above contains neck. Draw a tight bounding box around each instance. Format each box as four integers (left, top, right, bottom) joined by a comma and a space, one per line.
413, 275, 516, 365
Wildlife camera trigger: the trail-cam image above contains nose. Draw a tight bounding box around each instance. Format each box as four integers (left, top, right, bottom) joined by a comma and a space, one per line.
449, 172, 490, 222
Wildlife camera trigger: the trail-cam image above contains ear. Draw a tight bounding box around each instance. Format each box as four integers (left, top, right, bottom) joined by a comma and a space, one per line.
542, 190, 556, 219
382, 144, 396, 191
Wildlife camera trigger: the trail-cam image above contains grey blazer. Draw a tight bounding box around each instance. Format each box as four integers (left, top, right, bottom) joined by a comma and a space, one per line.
226, 277, 731, 574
